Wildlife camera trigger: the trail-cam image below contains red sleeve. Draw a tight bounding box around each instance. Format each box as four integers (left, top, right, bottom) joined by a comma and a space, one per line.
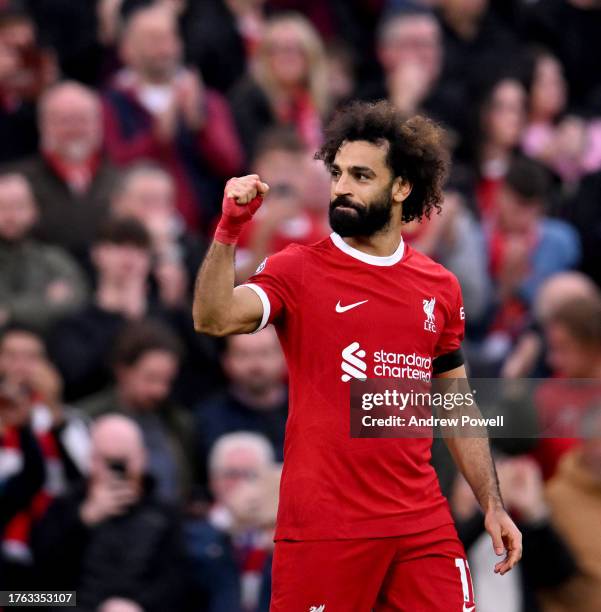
198, 90, 245, 177
241, 244, 303, 333
434, 274, 465, 358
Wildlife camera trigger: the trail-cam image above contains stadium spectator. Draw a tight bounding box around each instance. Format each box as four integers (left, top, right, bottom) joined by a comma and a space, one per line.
525, 0, 601, 113
0, 325, 89, 484
0, 377, 45, 587
230, 13, 330, 159
48, 217, 214, 404
0, 325, 89, 588
484, 157, 580, 365
530, 296, 601, 480
13, 81, 118, 262
0, 1, 57, 163
560, 166, 601, 288
185, 0, 267, 94
522, 49, 601, 185
541, 408, 601, 611
367, 7, 443, 116
502, 271, 601, 379
33, 414, 186, 612
102, 2, 244, 231
234, 128, 329, 282
436, 0, 520, 123
468, 76, 527, 220
196, 327, 287, 482
324, 40, 357, 109
77, 320, 194, 504
110, 161, 206, 306
0, 172, 88, 332
186, 432, 278, 612
450, 457, 578, 612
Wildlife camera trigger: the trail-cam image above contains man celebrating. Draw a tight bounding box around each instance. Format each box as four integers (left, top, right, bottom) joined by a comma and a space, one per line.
193, 100, 521, 610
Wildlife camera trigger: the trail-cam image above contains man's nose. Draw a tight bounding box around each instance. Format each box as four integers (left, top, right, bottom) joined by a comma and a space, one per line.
333, 174, 353, 197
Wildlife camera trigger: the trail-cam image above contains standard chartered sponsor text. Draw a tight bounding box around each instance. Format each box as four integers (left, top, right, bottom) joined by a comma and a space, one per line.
373, 350, 432, 381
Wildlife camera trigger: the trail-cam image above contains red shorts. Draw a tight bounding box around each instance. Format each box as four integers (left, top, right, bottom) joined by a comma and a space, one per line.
270, 523, 476, 611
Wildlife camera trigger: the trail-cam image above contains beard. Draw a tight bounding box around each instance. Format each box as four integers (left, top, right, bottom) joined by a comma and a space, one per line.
329, 188, 393, 237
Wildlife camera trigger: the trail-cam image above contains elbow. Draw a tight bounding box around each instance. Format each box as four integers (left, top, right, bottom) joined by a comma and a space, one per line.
193, 317, 229, 337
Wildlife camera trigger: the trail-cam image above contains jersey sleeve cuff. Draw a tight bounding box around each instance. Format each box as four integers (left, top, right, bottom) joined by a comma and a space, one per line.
242, 283, 271, 334
432, 348, 464, 375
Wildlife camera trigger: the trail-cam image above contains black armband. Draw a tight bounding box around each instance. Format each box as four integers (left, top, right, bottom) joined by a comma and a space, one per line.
432, 348, 464, 375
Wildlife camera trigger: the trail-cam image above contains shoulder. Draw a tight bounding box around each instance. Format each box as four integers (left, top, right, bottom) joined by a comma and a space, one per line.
405, 246, 461, 288
33, 242, 80, 267
76, 388, 119, 417
250, 241, 319, 273
540, 218, 580, 243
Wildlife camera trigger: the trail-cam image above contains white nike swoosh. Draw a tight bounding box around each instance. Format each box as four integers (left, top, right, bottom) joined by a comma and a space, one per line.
336, 299, 368, 313
463, 605, 475, 612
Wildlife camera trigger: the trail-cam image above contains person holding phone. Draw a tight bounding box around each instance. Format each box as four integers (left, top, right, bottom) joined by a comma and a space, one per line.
33, 414, 186, 612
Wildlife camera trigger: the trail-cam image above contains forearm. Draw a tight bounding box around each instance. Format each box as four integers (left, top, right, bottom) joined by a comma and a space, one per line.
193, 240, 236, 335
445, 436, 503, 512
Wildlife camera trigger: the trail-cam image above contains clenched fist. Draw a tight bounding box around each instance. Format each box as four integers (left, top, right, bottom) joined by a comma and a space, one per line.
215, 175, 270, 245
225, 174, 270, 204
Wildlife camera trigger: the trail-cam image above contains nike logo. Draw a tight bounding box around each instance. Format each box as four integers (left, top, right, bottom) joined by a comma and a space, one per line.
336, 299, 368, 313
463, 604, 475, 612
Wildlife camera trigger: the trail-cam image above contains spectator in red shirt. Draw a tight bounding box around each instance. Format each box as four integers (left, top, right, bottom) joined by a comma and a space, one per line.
103, 2, 244, 232
13, 81, 118, 263
532, 296, 601, 480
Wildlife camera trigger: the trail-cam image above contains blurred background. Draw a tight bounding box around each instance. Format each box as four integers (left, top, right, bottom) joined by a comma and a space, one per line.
1, 0, 601, 610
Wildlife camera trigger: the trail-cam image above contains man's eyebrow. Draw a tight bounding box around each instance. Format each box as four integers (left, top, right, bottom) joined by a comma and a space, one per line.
349, 166, 376, 176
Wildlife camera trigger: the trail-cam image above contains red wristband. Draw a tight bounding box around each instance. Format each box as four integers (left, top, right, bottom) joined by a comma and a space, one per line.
214, 192, 263, 245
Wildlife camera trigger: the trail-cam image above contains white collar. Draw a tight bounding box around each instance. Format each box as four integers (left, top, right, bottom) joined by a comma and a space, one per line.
329, 232, 405, 267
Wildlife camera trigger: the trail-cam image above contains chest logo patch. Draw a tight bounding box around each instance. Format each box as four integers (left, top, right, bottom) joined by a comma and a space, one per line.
423, 297, 437, 333
336, 299, 368, 313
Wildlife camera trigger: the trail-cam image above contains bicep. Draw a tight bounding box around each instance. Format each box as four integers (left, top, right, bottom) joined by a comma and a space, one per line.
223, 285, 266, 335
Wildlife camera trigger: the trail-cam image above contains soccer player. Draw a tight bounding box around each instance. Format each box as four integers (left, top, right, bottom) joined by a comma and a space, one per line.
193, 101, 521, 611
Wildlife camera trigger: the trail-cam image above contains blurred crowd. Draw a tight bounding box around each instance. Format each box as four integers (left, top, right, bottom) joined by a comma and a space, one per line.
1, 0, 601, 610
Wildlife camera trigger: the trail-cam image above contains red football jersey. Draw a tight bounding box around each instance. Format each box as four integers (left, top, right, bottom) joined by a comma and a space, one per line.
243, 232, 466, 541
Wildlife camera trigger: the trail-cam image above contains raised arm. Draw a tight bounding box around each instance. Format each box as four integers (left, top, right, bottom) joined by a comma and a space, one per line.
193, 175, 269, 336
437, 364, 523, 576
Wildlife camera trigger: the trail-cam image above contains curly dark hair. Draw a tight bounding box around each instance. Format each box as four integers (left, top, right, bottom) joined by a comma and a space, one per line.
315, 100, 450, 223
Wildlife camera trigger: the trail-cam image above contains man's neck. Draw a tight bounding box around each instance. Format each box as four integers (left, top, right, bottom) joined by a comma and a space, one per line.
342, 229, 403, 258
230, 383, 286, 411
96, 279, 147, 318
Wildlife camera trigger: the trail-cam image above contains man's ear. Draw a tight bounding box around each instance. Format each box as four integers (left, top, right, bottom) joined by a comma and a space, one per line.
392, 178, 412, 203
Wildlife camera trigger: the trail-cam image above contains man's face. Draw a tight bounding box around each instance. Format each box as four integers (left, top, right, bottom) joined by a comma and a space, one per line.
41, 88, 102, 161
264, 22, 308, 89
223, 328, 285, 395
496, 185, 540, 234
90, 422, 146, 484
0, 176, 37, 241
378, 15, 442, 83
328, 140, 396, 237
0, 331, 45, 385
545, 323, 601, 378
117, 350, 179, 410
92, 242, 152, 285
114, 173, 175, 223
122, 10, 181, 82
210, 446, 266, 504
